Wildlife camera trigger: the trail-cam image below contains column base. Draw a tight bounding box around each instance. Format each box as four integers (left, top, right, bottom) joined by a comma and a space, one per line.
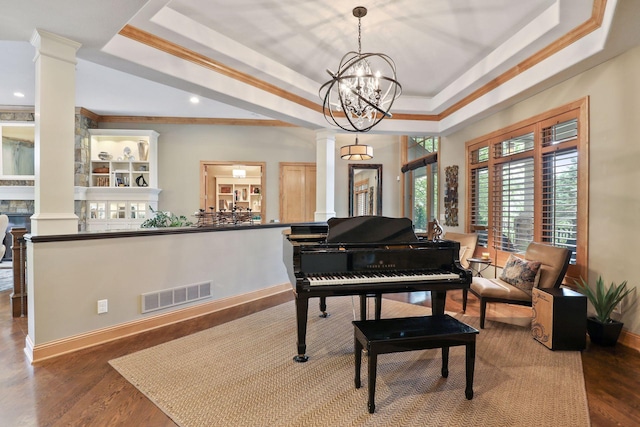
10, 292, 28, 317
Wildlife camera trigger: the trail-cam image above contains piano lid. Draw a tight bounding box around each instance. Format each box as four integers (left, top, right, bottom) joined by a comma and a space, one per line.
326, 216, 419, 244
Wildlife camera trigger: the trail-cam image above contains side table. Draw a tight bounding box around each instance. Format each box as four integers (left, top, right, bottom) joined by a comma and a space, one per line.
531, 287, 587, 350
463, 258, 493, 312
467, 257, 493, 278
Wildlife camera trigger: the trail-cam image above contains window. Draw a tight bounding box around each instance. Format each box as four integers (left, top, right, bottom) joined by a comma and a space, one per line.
1, 123, 35, 178
354, 179, 370, 215
402, 136, 439, 232
466, 98, 588, 281
492, 130, 535, 253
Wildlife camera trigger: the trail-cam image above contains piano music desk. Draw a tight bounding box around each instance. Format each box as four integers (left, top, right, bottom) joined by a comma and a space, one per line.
353, 315, 478, 413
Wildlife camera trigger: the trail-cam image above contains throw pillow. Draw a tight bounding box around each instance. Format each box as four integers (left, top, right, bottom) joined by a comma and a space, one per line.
499, 254, 542, 295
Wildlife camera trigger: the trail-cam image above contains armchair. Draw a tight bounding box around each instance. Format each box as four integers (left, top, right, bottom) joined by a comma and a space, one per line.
0, 214, 8, 260
443, 232, 478, 269
465, 242, 572, 328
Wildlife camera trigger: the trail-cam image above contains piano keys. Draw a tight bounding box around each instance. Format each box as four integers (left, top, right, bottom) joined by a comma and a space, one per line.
282, 216, 472, 362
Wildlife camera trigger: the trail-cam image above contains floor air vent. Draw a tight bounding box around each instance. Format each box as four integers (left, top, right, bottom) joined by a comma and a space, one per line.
141, 281, 212, 314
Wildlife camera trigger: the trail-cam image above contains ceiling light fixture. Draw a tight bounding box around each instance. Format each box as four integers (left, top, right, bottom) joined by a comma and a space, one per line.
340, 136, 373, 160
232, 168, 246, 178
319, 6, 401, 133
190, 96, 200, 104
13, 92, 25, 98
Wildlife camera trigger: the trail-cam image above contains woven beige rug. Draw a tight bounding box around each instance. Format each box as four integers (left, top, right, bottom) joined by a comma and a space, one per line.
110, 297, 590, 426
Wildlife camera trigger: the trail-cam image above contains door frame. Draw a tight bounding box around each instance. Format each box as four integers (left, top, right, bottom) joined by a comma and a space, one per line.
200, 160, 266, 224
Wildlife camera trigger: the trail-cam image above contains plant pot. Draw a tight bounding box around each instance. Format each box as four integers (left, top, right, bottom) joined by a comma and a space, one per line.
586, 317, 624, 346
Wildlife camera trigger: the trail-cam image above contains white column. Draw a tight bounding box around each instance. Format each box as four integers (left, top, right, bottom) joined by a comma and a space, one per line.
30, 30, 81, 235
314, 130, 337, 221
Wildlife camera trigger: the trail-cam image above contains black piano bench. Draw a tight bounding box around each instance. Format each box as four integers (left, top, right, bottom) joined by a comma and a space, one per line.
353, 314, 479, 414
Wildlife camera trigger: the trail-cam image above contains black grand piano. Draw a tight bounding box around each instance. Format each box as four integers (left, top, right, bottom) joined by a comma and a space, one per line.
283, 216, 472, 362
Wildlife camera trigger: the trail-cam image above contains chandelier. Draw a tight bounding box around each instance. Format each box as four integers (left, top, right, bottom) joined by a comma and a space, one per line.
319, 6, 401, 133
340, 136, 373, 160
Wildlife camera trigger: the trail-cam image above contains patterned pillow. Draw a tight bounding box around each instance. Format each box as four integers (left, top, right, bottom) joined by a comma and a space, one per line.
499, 254, 542, 295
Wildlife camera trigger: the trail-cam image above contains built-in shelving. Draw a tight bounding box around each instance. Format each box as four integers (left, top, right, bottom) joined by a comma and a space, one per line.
86, 129, 161, 231
216, 177, 261, 219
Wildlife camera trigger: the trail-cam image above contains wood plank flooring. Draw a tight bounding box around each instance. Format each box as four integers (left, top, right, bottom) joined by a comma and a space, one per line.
1, 288, 638, 426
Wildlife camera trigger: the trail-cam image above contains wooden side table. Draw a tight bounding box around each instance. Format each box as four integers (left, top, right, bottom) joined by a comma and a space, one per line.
532, 287, 587, 350
353, 315, 478, 413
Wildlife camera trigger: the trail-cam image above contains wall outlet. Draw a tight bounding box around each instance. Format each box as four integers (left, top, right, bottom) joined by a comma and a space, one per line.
97, 299, 108, 314
613, 302, 622, 316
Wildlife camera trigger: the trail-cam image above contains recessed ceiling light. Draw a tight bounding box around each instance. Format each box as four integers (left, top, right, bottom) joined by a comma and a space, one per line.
190, 96, 200, 104
13, 92, 25, 98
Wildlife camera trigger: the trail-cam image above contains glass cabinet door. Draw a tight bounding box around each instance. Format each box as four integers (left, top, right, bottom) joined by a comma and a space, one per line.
110, 202, 127, 219
129, 202, 147, 219
89, 202, 107, 219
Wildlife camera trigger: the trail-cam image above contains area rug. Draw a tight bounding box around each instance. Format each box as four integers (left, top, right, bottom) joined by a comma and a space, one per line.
109, 297, 590, 426
0, 269, 12, 292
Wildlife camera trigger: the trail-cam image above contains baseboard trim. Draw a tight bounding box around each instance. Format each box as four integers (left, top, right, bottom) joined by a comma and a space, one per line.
28, 283, 292, 364
620, 328, 640, 353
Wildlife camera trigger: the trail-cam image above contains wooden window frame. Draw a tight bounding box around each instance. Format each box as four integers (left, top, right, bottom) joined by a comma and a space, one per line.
465, 97, 589, 283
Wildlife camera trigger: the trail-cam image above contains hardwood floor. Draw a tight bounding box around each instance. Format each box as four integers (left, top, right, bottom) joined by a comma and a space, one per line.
1, 288, 638, 426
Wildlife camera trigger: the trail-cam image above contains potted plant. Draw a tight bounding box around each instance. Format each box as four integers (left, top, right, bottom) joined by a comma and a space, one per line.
575, 276, 633, 346
141, 207, 192, 228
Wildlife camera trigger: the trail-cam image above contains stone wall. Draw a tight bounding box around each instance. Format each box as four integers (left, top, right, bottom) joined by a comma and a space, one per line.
1, 108, 97, 229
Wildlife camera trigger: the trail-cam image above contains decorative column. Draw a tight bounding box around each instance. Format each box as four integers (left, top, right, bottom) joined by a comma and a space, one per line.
315, 130, 337, 222
29, 30, 81, 235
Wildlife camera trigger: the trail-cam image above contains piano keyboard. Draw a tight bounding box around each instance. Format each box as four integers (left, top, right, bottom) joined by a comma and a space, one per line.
306, 270, 460, 286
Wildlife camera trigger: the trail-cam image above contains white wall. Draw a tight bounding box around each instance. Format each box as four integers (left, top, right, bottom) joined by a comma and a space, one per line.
99, 123, 402, 220
27, 226, 291, 346
440, 44, 640, 335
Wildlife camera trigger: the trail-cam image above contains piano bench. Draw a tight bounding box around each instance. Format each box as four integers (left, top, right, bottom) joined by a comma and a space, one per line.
352, 314, 479, 414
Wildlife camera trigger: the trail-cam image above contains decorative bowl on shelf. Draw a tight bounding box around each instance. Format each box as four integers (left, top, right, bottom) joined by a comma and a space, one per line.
93, 167, 109, 173
97, 151, 112, 160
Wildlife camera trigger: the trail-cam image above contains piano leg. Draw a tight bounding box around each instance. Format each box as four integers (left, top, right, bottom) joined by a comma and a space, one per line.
432, 290, 447, 315
375, 294, 382, 319
294, 294, 310, 363
358, 294, 383, 320
319, 296, 328, 318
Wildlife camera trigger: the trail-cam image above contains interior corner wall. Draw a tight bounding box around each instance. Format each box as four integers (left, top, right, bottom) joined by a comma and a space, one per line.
98, 123, 402, 221
440, 44, 640, 335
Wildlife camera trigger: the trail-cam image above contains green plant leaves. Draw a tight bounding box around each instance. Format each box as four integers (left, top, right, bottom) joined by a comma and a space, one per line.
575, 276, 633, 323
140, 206, 192, 228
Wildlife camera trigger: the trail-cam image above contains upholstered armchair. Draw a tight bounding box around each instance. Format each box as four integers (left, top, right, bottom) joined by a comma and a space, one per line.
443, 232, 478, 270
465, 242, 572, 328
0, 214, 8, 260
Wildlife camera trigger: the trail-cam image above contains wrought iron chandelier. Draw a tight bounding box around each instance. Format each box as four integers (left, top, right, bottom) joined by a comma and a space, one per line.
319, 6, 402, 133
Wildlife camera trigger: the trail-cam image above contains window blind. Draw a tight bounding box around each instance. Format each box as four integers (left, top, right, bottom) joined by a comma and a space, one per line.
541, 118, 578, 263
470, 166, 489, 246
492, 157, 535, 253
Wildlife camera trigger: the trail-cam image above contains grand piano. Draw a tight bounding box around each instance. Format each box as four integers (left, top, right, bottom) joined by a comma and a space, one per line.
283, 216, 472, 362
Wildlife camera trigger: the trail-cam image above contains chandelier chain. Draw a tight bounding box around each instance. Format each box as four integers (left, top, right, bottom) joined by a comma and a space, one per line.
357, 16, 362, 55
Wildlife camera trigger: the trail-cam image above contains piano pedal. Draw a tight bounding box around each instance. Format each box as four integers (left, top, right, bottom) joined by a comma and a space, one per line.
319, 312, 329, 318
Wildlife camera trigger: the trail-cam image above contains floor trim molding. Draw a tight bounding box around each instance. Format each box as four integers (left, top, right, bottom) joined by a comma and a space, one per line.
28, 283, 293, 364
620, 328, 640, 353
